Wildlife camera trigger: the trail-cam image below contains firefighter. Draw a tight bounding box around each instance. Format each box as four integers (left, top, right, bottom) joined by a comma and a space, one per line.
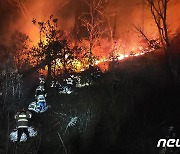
35, 86, 47, 99
14, 109, 32, 142
36, 100, 46, 113
39, 74, 45, 84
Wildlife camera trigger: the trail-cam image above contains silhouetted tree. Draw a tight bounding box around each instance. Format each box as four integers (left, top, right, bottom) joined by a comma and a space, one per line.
144, 0, 170, 49
79, 0, 109, 67
1, 57, 23, 111
10, 31, 31, 72
31, 15, 76, 80
144, 0, 177, 80
133, 24, 160, 50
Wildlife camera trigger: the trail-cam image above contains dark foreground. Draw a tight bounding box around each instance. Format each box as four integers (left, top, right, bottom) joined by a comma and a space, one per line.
1, 49, 180, 154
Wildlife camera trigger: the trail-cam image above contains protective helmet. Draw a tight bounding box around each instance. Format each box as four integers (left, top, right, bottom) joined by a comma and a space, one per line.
20, 108, 26, 113
40, 74, 44, 79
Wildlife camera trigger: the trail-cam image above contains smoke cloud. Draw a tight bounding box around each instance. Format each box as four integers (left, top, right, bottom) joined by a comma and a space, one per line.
0, 0, 179, 46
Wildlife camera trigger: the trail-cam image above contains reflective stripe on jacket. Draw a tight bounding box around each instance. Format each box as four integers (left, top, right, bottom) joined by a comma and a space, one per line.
14, 111, 32, 129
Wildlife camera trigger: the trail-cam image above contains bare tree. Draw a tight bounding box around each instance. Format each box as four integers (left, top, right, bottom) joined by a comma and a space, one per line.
145, 0, 170, 49
79, 0, 109, 66
1, 58, 23, 112
0, 57, 24, 153
144, 0, 179, 81
133, 24, 160, 50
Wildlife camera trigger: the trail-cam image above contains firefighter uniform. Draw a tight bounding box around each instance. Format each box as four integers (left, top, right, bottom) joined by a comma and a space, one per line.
14, 110, 32, 142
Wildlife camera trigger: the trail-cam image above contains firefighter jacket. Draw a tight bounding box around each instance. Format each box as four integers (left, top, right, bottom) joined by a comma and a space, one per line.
14, 111, 32, 129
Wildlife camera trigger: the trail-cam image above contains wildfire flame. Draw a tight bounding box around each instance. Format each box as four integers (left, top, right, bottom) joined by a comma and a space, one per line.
2, 0, 179, 76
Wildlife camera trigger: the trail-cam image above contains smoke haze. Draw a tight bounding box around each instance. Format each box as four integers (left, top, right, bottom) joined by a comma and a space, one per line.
0, 0, 179, 45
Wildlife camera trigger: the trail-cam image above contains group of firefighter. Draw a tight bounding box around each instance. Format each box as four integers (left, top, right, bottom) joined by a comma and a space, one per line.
14, 75, 47, 143
13, 74, 178, 152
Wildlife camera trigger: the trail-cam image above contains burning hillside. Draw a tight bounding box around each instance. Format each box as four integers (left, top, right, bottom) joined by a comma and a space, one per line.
1, 1, 180, 154
0, 0, 180, 77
